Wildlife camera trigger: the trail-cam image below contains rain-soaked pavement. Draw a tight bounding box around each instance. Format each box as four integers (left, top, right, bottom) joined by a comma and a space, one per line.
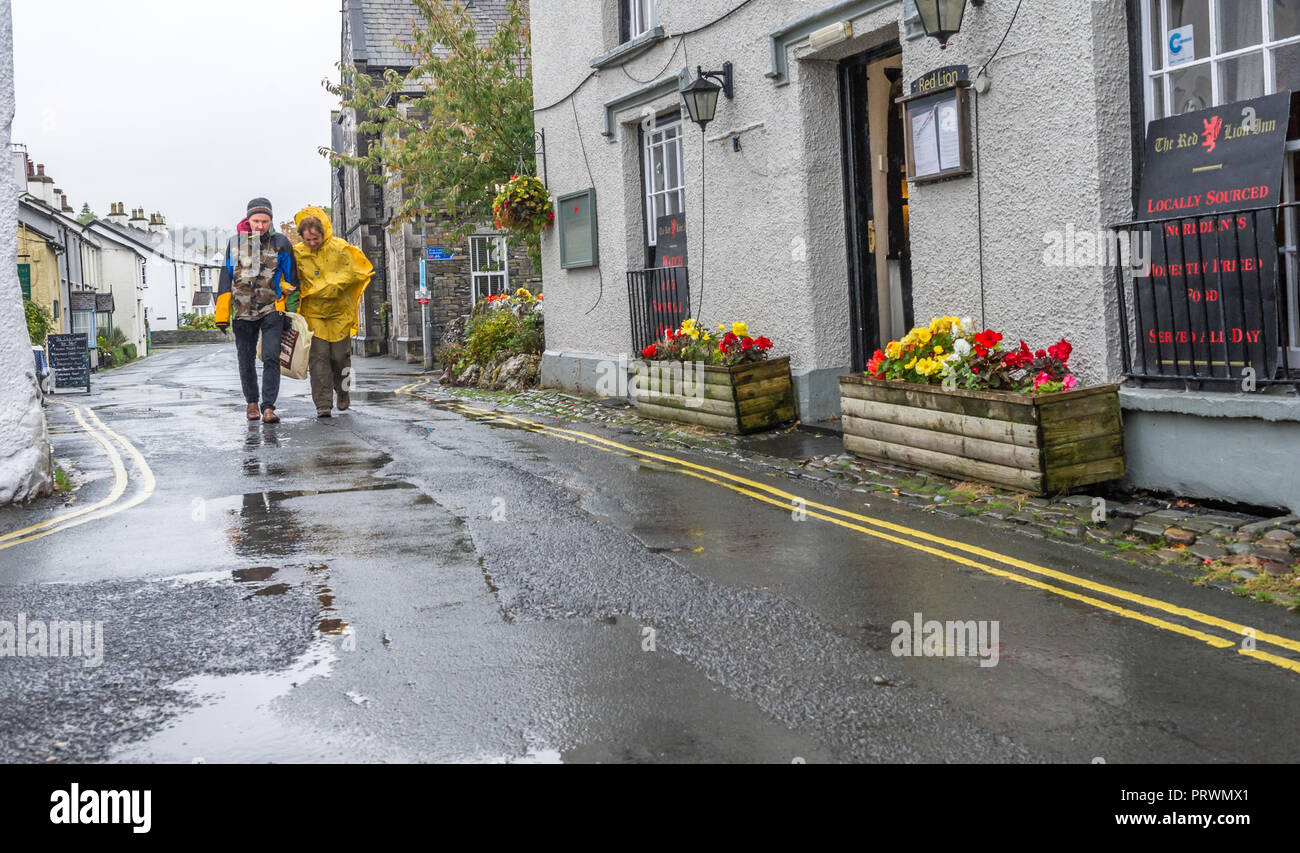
3, 342, 1300, 764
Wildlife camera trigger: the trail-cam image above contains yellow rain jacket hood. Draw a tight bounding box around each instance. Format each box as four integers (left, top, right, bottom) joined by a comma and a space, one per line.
292, 206, 373, 342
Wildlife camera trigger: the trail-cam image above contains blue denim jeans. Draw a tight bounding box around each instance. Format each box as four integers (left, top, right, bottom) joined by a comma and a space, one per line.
233, 312, 282, 410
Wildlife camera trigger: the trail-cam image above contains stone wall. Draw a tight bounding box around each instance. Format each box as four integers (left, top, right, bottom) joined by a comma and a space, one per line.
150, 329, 230, 345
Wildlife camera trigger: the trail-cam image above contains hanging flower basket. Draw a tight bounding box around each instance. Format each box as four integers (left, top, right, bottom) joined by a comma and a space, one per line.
492, 174, 553, 234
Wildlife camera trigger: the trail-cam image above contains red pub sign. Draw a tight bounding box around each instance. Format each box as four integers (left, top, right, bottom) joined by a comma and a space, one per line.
1134, 92, 1290, 382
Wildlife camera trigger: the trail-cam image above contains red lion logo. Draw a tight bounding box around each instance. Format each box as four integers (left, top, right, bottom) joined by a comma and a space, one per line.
1202, 115, 1223, 153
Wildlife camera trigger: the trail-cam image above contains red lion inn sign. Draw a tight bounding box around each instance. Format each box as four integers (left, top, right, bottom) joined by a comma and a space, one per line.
1134, 92, 1291, 383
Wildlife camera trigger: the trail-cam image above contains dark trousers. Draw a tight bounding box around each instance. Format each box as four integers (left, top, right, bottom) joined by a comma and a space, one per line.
233, 312, 282, 410
309, 336, 352, 411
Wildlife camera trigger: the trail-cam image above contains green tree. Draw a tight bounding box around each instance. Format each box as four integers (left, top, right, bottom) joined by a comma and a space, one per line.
323, 0, 538, 262
77, 202, 96, 224
24, 298, 52, 346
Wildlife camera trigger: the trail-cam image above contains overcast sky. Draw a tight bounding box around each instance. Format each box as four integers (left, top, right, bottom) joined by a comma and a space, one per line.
13, 0, 340, 229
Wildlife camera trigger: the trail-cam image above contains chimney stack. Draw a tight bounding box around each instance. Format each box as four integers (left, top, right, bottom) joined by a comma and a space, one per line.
107, 202, 128, 225
128, 206, 148, 230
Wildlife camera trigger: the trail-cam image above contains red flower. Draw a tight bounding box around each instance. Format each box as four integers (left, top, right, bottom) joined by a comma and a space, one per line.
974, 330, 1002, 350
1047, 338, 1072, 363
741, 337, 755, 350
1035, 349, 1047, 360
1003, 340, 1034, 369
756, 337, 775, 350
642, 344, 658, 358
971, 366, 980, 374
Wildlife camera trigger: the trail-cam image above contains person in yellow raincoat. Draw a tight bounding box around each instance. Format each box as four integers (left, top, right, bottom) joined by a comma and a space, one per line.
291, 206, 373, 417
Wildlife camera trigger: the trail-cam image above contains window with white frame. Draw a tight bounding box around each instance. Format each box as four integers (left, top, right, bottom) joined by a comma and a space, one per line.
469, 235, 508, 304
1142, 0, 1300, 124
641, 114, 685, 254
621, 0, 656, 43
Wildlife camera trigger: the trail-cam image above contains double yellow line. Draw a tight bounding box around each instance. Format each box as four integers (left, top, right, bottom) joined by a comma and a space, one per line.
0, 401, 156, 551
397, 380, 1300, 676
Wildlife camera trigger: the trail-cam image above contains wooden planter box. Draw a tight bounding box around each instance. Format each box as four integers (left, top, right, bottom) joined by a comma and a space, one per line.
635, 356, 797, 434
838, 375, 1124, 494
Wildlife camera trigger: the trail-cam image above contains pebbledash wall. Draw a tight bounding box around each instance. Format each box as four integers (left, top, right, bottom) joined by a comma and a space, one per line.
532, 0, 1300, 512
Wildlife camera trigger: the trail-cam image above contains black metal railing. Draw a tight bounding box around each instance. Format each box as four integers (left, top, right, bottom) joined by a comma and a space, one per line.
627, 266, 690, 353
1111, 202, 1298, 390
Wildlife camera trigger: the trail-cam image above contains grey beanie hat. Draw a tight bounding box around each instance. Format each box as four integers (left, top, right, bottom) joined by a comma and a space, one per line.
247, 197, 273, 218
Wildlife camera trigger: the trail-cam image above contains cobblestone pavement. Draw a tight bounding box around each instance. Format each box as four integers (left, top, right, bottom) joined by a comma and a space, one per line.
429, 381, 1300, 612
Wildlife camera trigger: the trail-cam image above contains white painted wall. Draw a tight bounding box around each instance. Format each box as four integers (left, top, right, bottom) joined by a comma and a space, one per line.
97, 240, 146, 352
0, 0, 52, 503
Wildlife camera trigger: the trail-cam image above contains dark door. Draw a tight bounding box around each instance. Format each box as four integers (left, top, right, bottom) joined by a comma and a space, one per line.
839, 53, 876, 372
839, 44, 912, 371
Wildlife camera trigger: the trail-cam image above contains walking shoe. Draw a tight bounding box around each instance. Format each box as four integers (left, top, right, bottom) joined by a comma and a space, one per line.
317, 408, 332, 418
246, 402, 261, 420
262, 407, 280, 424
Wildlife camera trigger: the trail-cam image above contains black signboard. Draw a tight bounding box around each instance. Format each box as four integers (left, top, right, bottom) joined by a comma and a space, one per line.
1134, 92, 1290, 382
653, 213, 687, 269
650, 213, 689, 340
910, 64, 968, 96
48, 333, 90, 392
68, 290, 96, 312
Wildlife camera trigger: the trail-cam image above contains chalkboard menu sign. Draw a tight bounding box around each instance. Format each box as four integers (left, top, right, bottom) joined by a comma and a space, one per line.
48, 333, 90, 392
1133, 92, 1290, 382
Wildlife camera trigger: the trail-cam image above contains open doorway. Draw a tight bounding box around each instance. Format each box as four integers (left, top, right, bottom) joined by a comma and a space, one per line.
839, 44, 913, 371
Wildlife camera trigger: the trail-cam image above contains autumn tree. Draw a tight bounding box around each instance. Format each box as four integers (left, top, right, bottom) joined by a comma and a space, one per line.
323, 1, 538, 262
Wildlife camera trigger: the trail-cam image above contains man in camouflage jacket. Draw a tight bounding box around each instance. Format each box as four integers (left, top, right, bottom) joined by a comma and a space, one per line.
215, 197, 297, 423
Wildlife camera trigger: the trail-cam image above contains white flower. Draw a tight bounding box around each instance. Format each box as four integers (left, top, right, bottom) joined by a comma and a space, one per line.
953, 338, 971, 357
959, 316, 974, 333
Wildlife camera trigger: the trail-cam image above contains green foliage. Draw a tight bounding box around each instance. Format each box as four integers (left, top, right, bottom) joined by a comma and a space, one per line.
323, 0, 538, 264
179, 313, 217, 330
460, 302, 544, 368
435, 343, 467, 373
24, 298, 52, 346
106, 325, 128, 347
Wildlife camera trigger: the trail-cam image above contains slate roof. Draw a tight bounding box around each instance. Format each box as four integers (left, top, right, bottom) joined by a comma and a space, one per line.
96, 220, 219, 267
346, 0, 519, 69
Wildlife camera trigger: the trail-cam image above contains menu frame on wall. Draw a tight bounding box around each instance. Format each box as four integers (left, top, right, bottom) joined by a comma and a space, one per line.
897, 73, 973, 185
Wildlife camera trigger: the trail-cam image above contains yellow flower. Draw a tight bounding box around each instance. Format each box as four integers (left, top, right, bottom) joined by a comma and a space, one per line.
904, 356, 917, 370
515, 287, 533, 299
885, 341, 902, 359
933, 345, 944, 356
916, 327, 932, 345
732, 321, 749, 337
915, 358, 940, 376
717, 323, 728, 333
681, 318, 700, 339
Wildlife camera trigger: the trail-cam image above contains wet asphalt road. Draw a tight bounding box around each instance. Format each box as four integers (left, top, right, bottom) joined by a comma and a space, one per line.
3, 343, 1300, 764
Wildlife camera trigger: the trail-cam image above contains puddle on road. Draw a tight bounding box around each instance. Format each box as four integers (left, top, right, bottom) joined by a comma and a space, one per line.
109, 638, 340, 764
232, 566, 278, 583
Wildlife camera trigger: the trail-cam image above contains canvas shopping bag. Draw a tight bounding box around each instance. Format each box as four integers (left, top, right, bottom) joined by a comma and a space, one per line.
256, 312, 313, 380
